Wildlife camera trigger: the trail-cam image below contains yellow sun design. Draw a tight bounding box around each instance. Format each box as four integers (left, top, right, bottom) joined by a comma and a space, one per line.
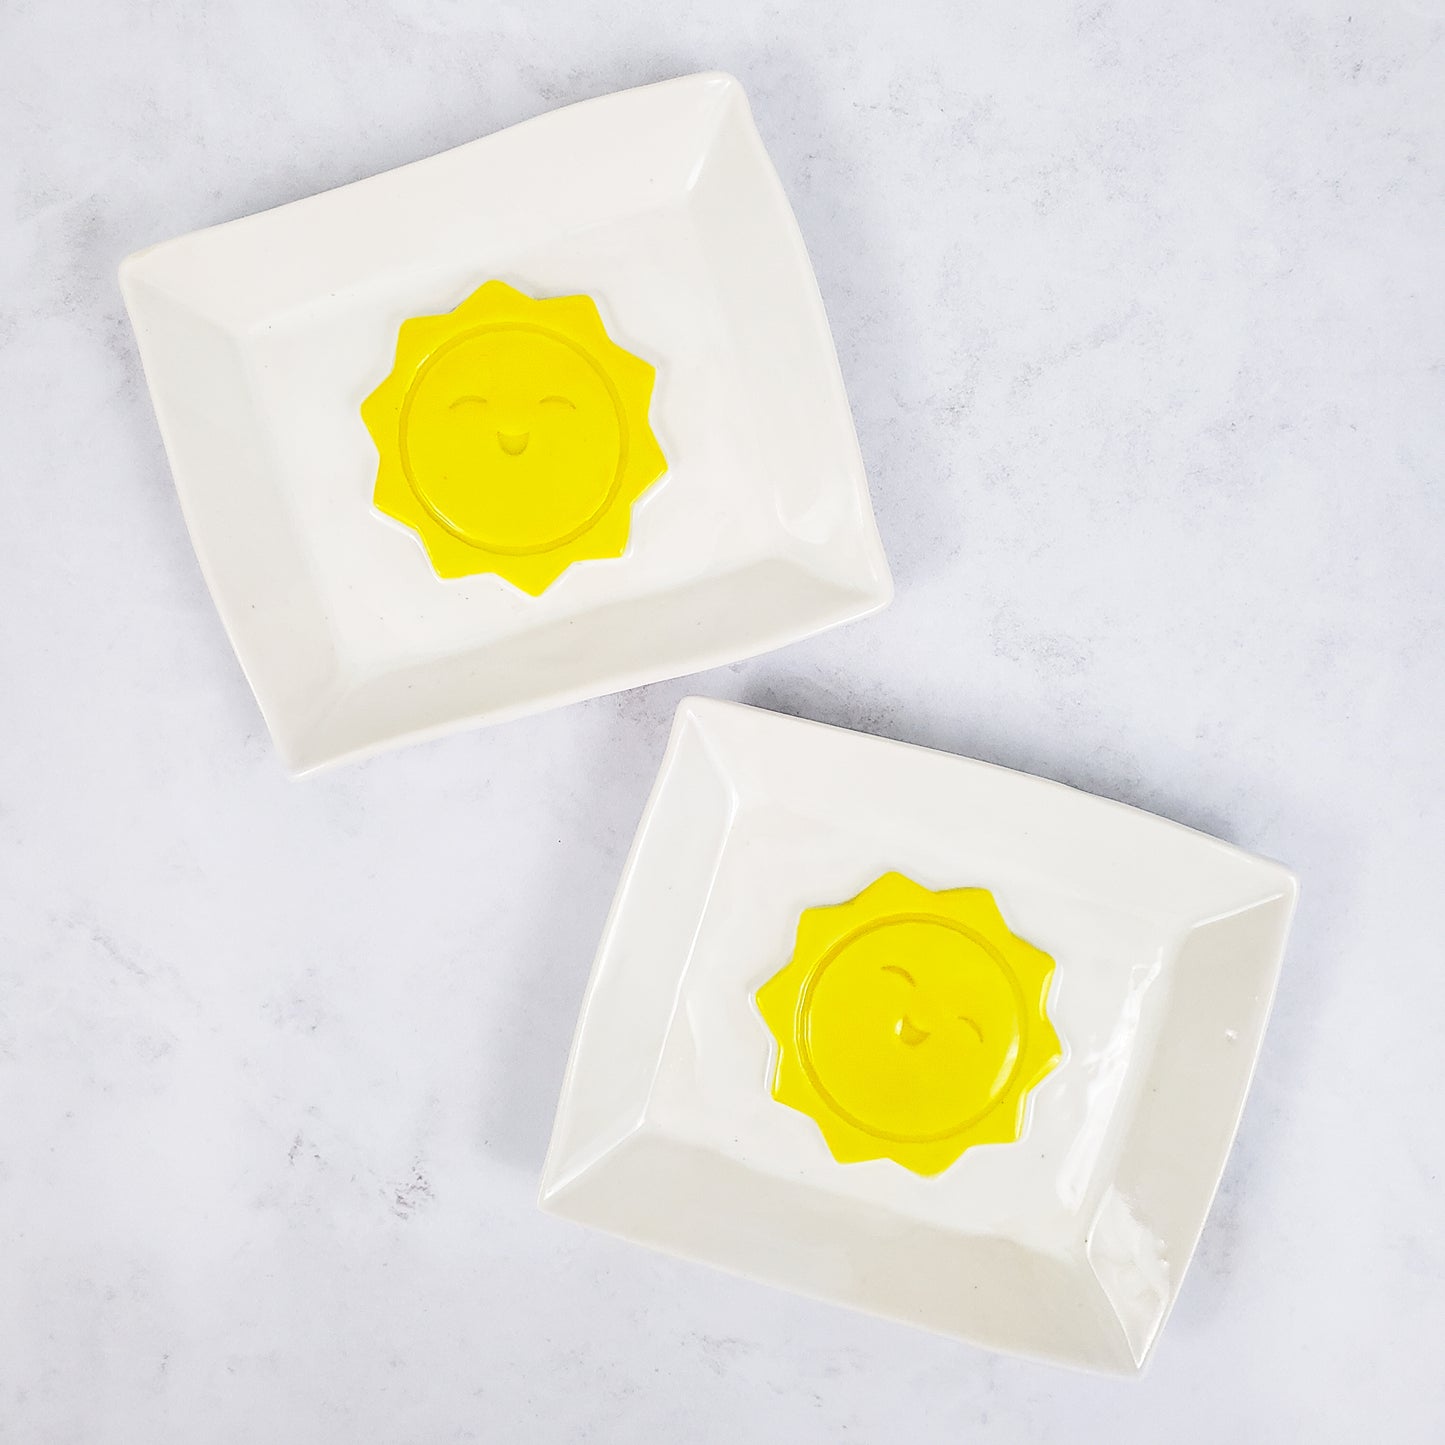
361, 280, 666, 594
756, 872, 1062, 1176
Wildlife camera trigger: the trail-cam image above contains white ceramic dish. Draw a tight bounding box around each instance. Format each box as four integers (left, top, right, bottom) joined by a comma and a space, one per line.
120, 74, 890, 772
540, 698, 1298, 1373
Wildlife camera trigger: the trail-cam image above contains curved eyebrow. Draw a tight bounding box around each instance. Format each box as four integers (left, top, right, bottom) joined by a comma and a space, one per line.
448, 395, 489, 409
539, 394, 576, 409
880, 964, 916, 987
957, 1015, 984, 1043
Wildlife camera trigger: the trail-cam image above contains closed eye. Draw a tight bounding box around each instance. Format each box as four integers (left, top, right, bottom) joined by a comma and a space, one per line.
881, 964, 916, 987
449, 395, 489, 409
540, 394, 575, 409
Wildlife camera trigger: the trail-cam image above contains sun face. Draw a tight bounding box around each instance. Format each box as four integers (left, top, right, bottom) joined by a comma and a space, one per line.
362, 280, 666, 594
755, 872, 1062, 1176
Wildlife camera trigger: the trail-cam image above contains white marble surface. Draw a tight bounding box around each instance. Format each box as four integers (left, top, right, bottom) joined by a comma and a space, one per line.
3, 1, 1443, 1439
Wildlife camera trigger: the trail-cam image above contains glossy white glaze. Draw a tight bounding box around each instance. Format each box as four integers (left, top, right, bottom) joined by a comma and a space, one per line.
120, 74, 891, 772
541, 698, 1297, 1371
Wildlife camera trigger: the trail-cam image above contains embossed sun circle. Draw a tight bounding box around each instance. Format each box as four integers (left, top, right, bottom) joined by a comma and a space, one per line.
362, 280, 666, 594
755, 872, 1063, 1175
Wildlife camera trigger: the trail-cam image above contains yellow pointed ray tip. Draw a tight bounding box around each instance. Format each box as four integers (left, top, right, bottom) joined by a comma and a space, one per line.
361, 280, 667, 591
756, 872, 1062, 1176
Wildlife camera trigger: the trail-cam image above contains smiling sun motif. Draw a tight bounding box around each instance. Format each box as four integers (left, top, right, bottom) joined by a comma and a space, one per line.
362, 280, 666, 594
756, 873, 1062, 1176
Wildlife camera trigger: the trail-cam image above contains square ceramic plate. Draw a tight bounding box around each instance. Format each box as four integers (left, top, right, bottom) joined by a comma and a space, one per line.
120, 74, 890, 772
540, 698, 1298, 1374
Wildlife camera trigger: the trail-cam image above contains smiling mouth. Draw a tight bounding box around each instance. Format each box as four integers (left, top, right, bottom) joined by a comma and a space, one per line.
497, 430, 530, 456
896, 1016, 931, 1047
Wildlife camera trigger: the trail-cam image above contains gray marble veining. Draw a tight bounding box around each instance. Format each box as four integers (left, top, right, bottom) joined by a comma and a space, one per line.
2, 1, 1443, 1440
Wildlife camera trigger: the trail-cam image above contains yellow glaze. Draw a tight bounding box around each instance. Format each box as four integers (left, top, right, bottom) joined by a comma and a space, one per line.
756, 872, 1062, 1176
362, 280, 666, 594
